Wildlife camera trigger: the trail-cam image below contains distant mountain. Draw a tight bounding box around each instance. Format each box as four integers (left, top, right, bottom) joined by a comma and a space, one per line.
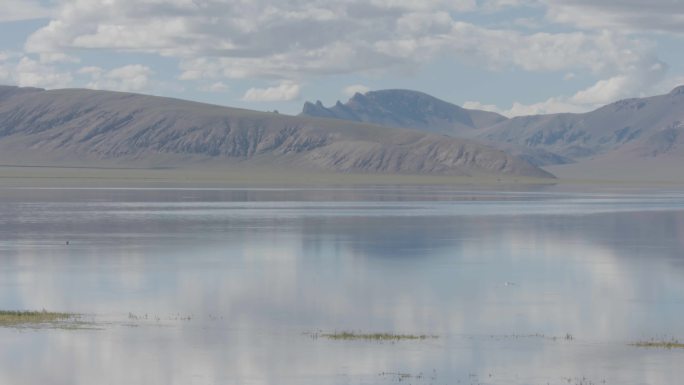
479, 86, 684, 160
301, 89, 508, 136
0, 86, 553, 179
301, 89, 573, 166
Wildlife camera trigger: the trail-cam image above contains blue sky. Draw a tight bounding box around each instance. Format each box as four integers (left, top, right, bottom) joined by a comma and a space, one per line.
1, 0, 683, 116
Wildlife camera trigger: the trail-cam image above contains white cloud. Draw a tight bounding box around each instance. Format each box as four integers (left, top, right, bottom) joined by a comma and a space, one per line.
201, 82, 229, 92
343, 84, 370, 97
78, 66, 104, 76
0, 65, 9, 83
22, 0, 656, 84
0, 50, 22, 62
466, 58, 670, 117
460, 24, 670, 119
11, 57, 73, 88
8, 0, 680, 117
512, 17, 543, 29
39, 52, 80, 64
0, 56, 11, 83
242, 82, 301, 102
655, 75, 684, 95
480, 0, 539, 11
462, 101, 505, 114
367, 0, 478, 12
466, 95, 595, 117
465, 27, 647, 74
543, 0, 684, 33
0, 0, 53, 22
570, 76, 633, 106
506, 97, 587, 116
83, 64, 153, 92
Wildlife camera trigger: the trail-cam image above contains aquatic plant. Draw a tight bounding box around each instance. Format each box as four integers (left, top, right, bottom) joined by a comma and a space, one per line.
310, 331, 437, 341
631, 338, 684, 349
0, 310, 76, 327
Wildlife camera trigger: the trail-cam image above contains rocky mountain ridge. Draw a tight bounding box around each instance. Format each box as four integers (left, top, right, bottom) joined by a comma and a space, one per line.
0, 85, 553, 179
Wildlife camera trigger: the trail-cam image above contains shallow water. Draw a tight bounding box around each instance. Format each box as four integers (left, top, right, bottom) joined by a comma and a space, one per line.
1, 186, 683, 385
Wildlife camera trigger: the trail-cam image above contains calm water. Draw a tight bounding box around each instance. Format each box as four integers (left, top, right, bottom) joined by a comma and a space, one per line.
1, 186, 683, 385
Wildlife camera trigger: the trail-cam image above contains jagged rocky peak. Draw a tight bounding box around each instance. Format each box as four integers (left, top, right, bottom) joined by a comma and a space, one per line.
349, 92, 368, 102
300, 89, 508, 135
346, 89, 457, 115
302, 100, 332, 117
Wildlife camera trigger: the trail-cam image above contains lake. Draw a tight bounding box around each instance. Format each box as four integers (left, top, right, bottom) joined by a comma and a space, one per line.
1, 185, 683, 385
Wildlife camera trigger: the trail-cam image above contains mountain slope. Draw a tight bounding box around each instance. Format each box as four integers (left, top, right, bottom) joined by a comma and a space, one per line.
479, 86, 684, 160
301, 89, 572, 166
0, 86, 553, 178
301, 89, 508, 136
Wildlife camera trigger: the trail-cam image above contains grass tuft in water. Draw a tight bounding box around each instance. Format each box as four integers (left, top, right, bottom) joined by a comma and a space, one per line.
0, 310, 76, 327
631, 339, 684, 349
311, 331, 437, 341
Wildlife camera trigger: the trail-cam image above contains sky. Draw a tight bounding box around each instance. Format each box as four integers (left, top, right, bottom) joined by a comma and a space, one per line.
1, 0, 683, 117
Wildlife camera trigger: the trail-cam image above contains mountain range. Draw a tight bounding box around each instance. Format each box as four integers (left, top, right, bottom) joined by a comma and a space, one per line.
2, 83, 683, 182
301, 90, 573, 167
0, 85, 551, 179
479, 86, 684, 160
302, 87, 684, 181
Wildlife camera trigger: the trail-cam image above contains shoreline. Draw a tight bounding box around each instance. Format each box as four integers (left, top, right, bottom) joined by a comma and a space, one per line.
0, 164, 683, 188
0, 164, 558, 187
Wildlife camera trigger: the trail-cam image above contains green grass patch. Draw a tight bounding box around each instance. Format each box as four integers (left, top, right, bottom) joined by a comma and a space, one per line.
631, 339, 684, 349
0, 310, 77, 327
311, 331, 437, 341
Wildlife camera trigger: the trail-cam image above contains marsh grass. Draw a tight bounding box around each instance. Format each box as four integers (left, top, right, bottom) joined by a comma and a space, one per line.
483, 333, 575, 342
0, 310, 77, 327
631, 339, 684, 349
310, 331, 437, 342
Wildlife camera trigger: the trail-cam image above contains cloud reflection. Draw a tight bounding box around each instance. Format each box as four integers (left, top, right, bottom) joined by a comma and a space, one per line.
1, 188, 684, 384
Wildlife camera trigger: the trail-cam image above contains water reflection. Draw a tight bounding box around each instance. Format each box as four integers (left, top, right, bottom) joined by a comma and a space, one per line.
0, 187, 683, 385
